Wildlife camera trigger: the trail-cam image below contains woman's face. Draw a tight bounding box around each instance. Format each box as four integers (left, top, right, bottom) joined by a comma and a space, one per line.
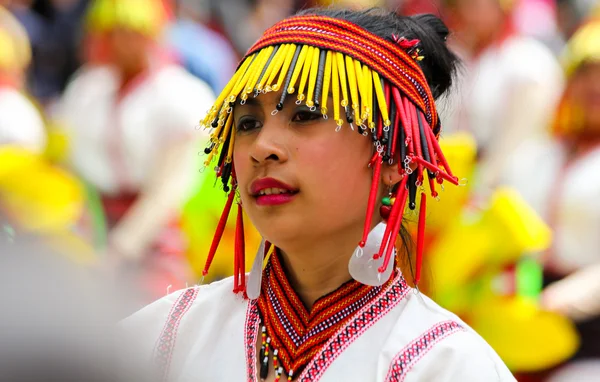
570, 62, 600, 132
232, 91, 377, 250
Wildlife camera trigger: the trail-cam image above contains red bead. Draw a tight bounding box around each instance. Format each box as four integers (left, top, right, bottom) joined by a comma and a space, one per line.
380, 205, 392, 220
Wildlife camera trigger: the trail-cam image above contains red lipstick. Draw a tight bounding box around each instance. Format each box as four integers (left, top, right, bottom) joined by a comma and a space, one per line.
250, 178, 298, 206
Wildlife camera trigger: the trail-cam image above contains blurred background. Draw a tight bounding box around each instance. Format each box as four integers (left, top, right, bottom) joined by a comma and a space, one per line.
0, 0, 599, 380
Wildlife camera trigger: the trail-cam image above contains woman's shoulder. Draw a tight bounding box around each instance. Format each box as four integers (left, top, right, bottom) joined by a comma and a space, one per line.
381, 291, 516, 381
120, 277, 245, 351
124, 276, 241, 322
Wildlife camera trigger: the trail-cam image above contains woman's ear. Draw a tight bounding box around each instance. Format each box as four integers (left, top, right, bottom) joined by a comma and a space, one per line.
380, 161, 403, 188
380, 160, 417, 187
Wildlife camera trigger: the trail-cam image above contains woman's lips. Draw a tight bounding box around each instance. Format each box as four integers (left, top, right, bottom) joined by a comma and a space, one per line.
250, 177, 298, 206
255, 192, 297, 206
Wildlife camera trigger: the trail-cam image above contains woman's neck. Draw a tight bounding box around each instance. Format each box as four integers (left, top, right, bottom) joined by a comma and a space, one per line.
276, 225, 366, 311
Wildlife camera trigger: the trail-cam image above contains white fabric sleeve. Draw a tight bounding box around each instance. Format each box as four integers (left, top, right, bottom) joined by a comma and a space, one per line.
403, 330, 517, 382
119, 290, 187, 375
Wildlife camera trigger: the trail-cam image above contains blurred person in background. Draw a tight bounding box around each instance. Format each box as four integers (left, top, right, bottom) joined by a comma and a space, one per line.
166, 0, 238, 94
55, 0, 214, 301
0, 5, 45, 153
3, 0, 90, 107
439, 0, 564, 207
530, 13, 600, 381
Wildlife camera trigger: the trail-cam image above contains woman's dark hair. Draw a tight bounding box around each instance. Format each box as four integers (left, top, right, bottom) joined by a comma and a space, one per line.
296, 8, 459, 100
296, 7, 459, 283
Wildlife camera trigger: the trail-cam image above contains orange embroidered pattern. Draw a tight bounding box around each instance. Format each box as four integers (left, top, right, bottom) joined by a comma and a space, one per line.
257, 251, 396, 378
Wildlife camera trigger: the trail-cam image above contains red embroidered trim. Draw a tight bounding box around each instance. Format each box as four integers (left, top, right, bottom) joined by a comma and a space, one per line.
257, 252, 397, 377
245, 271, 409, 382
245, 300, 261, 382
384, 320, 465, 382
298, 273, 410, 381
153, 287, 199, 381
246, 15, 437, 128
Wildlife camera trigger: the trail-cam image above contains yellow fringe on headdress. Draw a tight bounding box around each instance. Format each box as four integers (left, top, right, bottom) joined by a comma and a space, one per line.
201, 44, 395, 163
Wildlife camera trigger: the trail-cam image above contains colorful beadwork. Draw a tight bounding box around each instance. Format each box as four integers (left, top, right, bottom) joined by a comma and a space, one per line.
256, 251, 399, 379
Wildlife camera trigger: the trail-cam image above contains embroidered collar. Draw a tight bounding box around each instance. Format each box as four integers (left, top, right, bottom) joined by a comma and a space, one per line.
257, 251, 397, 379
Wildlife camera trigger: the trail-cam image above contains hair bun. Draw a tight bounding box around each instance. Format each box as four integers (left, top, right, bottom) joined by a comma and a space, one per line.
411, 14, 450, 43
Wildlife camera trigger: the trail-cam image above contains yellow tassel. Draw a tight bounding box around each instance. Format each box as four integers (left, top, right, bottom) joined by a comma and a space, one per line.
335, 53, 349, 109
345, 56, 360, 121
332, 52, 342, 127
203, 55, 253, 126
226, 122, 236, 163
272, 44, 297, 92
245, 46, 273, 94
265, 44, 290, 91
231, 53, 259, 99
238, 51, 264, 98
354, 59, 368, 122
220, 113, 235, 145
287, 45, 310, 94
203, 150, 216, 167
321, 51, 333, 117
297, 46, 315, 102
372, 71, 391, 128
306, 47, 321, 108
365, 66, 374, 130
258, 45, 286, 92
209, 112, 233, 148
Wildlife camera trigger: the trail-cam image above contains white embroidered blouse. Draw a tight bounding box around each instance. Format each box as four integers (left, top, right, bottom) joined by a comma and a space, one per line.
123, 270, 516, 382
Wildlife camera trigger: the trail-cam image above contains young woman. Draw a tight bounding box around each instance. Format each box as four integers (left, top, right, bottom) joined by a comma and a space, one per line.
124, 8, 515, 381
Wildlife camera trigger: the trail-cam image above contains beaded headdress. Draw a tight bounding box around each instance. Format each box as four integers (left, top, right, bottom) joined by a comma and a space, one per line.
201, 14, 458, 295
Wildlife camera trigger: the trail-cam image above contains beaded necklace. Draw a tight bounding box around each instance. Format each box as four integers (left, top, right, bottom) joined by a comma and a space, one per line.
257, 251, 396, 380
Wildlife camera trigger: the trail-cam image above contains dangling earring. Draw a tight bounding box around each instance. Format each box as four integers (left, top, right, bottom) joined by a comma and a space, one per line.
349, 175, 410, 286
247, 238, 272, 299
233, 201, 246, 294
379, 186, 395, 221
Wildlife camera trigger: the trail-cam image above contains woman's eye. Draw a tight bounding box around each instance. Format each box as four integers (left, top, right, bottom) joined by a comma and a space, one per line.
292, 110, 321, 123
236, 118, 262, 132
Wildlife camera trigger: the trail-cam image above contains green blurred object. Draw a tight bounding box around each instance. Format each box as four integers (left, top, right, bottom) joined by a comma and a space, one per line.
516, 256, 543, 302
84, 182, 108, 252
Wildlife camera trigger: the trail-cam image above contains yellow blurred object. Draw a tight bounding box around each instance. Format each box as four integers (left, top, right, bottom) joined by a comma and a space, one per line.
429, 187, 552, 293
421, 133, 575, 372
44, 123, 71, 163
0, 6, 31, 70
86, 0, 167, 36
471, 296, 579, 371
0, 147, 84, 233
562, 18, 600, 77
425, 132, 477, 232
